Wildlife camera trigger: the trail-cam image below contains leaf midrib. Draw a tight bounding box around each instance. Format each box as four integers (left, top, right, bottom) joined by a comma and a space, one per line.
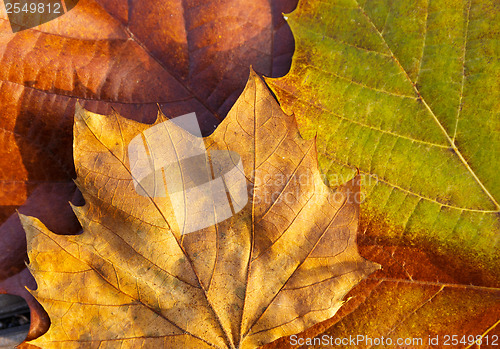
78, 112, 236, 349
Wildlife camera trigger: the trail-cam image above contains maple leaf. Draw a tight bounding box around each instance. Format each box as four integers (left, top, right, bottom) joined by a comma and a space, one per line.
264, 0, 500, 346
0, 0, 297, 335
20, 71, 378, 348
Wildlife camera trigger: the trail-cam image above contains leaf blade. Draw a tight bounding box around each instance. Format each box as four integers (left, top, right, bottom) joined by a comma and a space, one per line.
23, 72, 378, 348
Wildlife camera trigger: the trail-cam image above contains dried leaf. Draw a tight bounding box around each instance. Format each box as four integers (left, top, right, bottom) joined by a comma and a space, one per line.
0, 183, 81, 341
0, 0, 297, 335
21, 71, 377, 348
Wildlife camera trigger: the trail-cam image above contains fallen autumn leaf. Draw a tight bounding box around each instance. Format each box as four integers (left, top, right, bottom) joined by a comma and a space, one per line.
20, 71, 378, 348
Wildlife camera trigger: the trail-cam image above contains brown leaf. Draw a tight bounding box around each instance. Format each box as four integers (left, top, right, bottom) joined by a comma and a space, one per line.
20, 71, 378, 348
263, 231, 500, 349
0, 0, 297, 336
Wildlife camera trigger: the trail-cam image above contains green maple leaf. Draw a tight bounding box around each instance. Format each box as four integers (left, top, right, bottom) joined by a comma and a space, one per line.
267, 0, 500, 285
263, 1, 500, 346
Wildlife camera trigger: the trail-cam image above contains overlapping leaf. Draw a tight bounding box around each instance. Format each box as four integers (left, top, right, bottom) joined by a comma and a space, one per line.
264, 0, 500, 346
21, 72, 377, 348
0, 0, 297, 336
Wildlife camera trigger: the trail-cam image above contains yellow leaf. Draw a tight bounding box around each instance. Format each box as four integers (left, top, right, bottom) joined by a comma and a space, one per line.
21, 71, 378, 349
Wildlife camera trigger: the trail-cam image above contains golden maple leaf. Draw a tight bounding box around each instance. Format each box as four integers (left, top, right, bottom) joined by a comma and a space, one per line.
21, 71, 378, 349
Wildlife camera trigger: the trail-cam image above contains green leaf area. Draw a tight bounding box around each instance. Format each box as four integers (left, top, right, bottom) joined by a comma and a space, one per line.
267, 0, 500, 284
